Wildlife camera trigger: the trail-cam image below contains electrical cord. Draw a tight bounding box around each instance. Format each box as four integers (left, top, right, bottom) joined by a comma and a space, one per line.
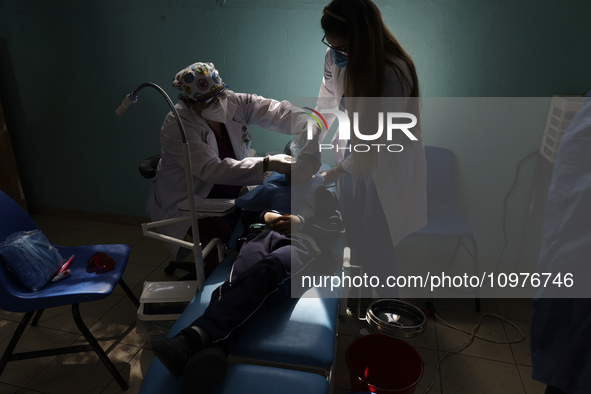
422, 150, 539, 392
406, 151, 539, 298
422, 302, 525, 394
421, 150, 536, 391
494, 150, 539, 272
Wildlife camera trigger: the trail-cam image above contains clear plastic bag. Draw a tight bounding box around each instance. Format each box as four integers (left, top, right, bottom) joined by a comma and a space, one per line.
0, 230, 63, 291
135, 318, 176, 343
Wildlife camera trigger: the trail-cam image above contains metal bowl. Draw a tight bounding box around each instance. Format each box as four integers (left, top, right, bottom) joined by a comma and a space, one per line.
365, 299, 427, 338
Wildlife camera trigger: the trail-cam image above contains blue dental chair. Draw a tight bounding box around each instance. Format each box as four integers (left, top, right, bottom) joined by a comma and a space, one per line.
139, 167, 341, 394
0, 191, 140, 390
143, 362, 329, 394
139, 253, 339, 394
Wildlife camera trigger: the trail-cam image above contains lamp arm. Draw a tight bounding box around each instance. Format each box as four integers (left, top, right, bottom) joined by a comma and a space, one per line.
130, 82, 189, 144
118, 82, 205, 288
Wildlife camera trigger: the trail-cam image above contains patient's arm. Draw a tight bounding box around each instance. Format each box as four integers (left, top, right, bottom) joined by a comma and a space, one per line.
266, 188, 344, 242
302, 188, 344, 246
240, 185, 343, 243
264, 213, 302, 235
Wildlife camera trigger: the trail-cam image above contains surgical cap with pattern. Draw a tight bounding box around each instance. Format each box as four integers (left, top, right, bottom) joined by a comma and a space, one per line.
173, 62, 223, 100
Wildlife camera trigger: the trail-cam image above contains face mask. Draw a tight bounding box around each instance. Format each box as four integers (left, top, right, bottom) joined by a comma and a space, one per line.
331, 49, 348, 69
200, 97, 228, 123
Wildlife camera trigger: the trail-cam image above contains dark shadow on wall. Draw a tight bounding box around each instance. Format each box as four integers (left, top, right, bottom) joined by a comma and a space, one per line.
0, 38, 29, 197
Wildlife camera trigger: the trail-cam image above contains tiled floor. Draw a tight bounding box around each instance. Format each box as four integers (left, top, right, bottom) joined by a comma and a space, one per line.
0, 214, 547, 394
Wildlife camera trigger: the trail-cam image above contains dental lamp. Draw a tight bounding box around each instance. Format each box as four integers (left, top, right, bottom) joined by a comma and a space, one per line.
116, 83, 206, 289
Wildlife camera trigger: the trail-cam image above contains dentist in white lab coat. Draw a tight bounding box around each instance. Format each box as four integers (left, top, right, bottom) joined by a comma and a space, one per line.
146, 62, 307, 268
315, 0, 427, 296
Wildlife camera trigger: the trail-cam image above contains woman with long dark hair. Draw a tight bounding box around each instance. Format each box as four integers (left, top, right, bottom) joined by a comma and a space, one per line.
318, 0, 427, 296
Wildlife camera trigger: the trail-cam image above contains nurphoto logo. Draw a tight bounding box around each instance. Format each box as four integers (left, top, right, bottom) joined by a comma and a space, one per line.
304, 108, 417, 153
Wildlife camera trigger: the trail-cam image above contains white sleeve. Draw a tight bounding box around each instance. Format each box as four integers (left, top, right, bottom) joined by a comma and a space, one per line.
314, 48, 341, 143
160, 105, 264, 186
340, 154, 352, 173
233, 93, 308, 136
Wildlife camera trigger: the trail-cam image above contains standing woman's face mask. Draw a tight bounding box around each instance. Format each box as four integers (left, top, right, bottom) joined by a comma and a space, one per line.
322, 34, 348, 68
331, 49, 348, 68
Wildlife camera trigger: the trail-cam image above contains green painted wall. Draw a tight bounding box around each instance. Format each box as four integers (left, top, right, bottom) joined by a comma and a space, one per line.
0, 0, 589, 261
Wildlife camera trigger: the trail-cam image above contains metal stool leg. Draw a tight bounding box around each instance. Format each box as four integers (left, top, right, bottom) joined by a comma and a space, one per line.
467, 237, 481, 313
449, 238, 463, 265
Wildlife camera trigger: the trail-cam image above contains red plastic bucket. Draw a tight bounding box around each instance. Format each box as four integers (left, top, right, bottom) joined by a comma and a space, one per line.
345, 334, 424, 393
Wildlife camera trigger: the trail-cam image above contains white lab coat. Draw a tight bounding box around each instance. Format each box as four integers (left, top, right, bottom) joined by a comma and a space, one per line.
531, 94, 591, 393
146, 91, 306, 258
315, 48, 427, 247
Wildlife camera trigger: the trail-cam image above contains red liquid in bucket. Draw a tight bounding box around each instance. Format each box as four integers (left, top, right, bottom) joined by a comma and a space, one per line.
345, 334, 424, 393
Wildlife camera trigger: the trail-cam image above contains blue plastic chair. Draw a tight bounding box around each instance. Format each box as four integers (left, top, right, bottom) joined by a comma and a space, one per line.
0, 191, 140, 390
410, 146, 480, 312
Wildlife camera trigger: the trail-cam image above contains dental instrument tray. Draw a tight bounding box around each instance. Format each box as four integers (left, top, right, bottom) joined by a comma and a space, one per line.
177, 197, 236, 216
364, 299, 427, 338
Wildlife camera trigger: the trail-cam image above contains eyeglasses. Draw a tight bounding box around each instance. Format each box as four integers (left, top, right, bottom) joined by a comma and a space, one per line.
86, 252, 116, 272
321, 35, 347, 56
193, 83, 229, 106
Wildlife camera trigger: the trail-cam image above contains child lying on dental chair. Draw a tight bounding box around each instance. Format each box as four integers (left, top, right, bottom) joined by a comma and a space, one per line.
151, 170, 344, 393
